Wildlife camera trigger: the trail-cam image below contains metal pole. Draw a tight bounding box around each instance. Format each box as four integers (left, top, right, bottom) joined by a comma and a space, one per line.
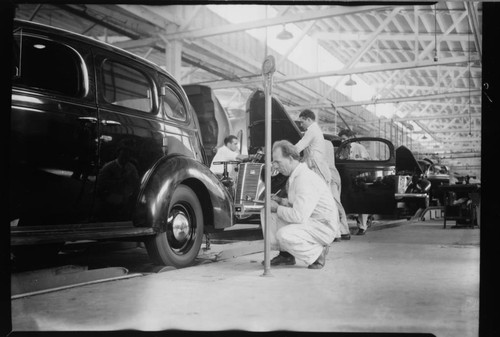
262, 55, 275, 277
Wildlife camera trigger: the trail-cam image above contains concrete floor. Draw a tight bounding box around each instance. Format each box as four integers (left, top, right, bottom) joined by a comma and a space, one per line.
10, 219, 479, 335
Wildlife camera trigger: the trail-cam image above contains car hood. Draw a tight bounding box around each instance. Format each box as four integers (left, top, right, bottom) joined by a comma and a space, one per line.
183, 84, 231, 163
246, 89, 302, 153
396, 145, 423, 175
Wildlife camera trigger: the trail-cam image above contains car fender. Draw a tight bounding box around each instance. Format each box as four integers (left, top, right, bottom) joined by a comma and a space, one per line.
134, 154, 234, 232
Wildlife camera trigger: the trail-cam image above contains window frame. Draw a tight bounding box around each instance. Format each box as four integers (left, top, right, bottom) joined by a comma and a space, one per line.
99, 58, 157, 115
335, 137, 394, 162
160, 83, 190, 123
12, 32, 89, 98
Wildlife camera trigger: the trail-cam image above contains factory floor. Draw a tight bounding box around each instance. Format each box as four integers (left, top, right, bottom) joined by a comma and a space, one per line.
10, 219, 480, 336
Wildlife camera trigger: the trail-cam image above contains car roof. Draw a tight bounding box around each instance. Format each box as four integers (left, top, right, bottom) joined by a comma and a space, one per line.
13, 19, 178, 84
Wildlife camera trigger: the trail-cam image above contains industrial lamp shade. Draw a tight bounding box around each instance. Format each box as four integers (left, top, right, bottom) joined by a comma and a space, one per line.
277, 25, 293, 40
345, 75, 357, 86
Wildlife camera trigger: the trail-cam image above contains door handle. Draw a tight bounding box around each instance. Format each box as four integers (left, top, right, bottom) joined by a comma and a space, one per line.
99, 135, 113, 142
100, 119, 121, 126
78, 117, 97, 123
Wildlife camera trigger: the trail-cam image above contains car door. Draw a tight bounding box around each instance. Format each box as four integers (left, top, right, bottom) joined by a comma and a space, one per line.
335, 137, 397, 215
93, 50, 166, 222
10, 26, 98, 226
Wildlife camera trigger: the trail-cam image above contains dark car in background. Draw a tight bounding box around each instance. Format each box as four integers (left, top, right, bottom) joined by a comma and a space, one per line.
10, 20, 234, 268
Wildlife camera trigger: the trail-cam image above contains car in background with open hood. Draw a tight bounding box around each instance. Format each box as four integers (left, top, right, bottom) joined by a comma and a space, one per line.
187, 85, 428, 220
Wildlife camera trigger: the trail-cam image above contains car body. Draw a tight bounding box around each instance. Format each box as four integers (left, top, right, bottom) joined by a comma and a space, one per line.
10, 19, 234, 267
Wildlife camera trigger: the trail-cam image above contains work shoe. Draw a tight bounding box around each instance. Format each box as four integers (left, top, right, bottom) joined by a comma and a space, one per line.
262, 252, 296, 266
356, 229, 366, 236
341, 234, 351, 240
308, 245, 329, 269
271, 254, 296, 266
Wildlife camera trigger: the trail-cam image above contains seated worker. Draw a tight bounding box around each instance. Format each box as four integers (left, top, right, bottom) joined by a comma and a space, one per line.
260, 140, 340, 270
210, 135, 249, 179
338, 129, 370, 160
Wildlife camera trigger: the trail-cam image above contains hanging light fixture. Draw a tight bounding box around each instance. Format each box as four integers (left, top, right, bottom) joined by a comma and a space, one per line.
345, 74, 357, 86
277, 25, 293, 40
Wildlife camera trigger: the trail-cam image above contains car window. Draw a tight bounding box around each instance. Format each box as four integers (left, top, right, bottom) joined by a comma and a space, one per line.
162, 86, 187, 122
336, 139, 390, 161
430, 165, 448, 174
12, 34, 85, 97
101, 60, 153, 113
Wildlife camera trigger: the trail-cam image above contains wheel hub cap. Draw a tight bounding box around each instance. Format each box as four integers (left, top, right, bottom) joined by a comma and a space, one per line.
172, 213, 190, 243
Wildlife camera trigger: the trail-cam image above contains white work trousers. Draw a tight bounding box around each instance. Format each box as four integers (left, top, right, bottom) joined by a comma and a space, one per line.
330, 180, 350, 236
357, 214, 369, 231
261, 211, 325, 266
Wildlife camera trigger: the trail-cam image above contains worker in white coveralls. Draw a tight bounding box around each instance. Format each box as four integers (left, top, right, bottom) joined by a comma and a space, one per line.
210, 135, 248, 180
260, 140, 340, 269
339, 129, 371, 235
324, 139, 351, 241
294, 109, 332, 185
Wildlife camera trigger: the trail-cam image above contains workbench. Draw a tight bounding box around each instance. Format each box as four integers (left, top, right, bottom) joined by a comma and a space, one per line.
439, 184, 480, 229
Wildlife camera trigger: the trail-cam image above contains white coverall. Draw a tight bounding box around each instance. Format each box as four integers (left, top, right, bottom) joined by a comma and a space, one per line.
348, 141, 370, 231
295, 122, 331, 184
349, 142, 370, 160
260, 163, 340, 265
210, 145, 239, 179
324, 140, 350, 236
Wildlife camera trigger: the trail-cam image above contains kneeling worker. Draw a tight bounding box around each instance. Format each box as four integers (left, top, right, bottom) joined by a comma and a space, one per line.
261, 140, 340, 269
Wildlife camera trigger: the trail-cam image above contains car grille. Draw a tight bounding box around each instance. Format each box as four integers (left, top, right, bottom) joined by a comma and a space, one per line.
235, 163, 265, 204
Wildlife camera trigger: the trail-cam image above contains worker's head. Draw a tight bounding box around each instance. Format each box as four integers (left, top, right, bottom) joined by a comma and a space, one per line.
224, 135, 239, 152
338, 129, 354, 141
298, 109, 316, 129
272, 140, 300, 176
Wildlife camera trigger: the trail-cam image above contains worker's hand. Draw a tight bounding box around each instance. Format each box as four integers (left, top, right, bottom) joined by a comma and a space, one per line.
277, 197, 289, 206
270, 199, 279, 213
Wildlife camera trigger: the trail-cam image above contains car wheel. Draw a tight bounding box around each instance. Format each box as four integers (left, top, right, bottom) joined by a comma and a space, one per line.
145, 184, 204, 268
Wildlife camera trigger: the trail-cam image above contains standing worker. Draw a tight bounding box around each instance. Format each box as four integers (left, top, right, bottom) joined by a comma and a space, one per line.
294, 109, 331, 188
339, 129, 371, 235
324, 139, 351, 240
